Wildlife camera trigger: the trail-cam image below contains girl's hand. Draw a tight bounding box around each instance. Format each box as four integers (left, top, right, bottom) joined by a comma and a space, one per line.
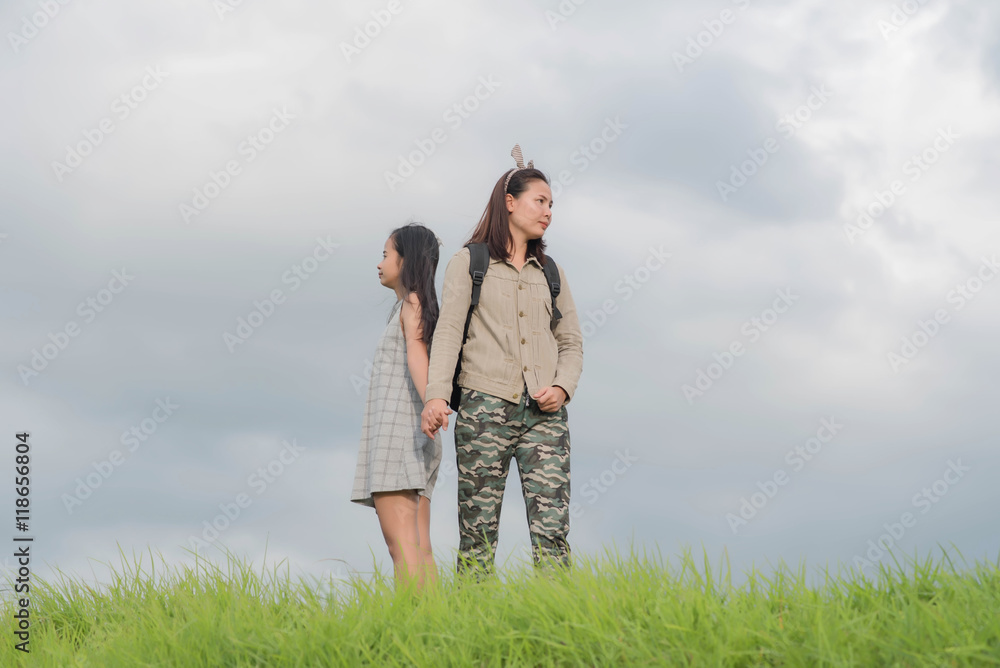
421, 398, 452, 438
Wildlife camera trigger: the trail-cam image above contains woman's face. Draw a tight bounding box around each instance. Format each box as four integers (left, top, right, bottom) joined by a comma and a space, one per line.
377, 237, 402, 288
506, 179, 553, 241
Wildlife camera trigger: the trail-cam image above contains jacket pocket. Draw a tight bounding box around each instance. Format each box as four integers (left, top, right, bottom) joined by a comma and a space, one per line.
531, 283, 553, 329
531, 308, 557, 378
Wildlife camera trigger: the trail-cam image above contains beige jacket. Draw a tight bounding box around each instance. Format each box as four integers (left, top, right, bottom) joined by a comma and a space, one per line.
425, 246, 584, 406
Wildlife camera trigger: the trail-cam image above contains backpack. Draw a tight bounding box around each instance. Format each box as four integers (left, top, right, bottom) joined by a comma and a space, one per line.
449, 242, 562, 411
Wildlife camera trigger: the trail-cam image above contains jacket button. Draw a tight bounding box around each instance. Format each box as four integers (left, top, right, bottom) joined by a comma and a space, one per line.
521, 337, 526, 344
513, 393, 519, 399
523, 365, 528, 371
518, 284, 523, 290
519, 310, 525, 317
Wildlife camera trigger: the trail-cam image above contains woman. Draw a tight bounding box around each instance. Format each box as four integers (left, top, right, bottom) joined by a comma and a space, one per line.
420, 144, 584, 575
351, 223, 443, 590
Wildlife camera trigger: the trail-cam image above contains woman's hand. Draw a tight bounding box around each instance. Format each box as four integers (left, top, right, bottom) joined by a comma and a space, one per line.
532, 386, 567, 412
421, 398, 453, 438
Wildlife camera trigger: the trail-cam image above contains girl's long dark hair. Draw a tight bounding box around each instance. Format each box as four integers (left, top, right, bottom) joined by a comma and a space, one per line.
466, 167, 550, 266
390, 223, 440, 349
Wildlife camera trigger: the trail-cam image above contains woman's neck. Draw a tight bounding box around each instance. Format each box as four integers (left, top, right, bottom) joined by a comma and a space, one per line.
507, 231, 529, 265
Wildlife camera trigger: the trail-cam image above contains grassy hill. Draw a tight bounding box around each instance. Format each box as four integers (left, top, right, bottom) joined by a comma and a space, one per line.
2, 544, 998, 666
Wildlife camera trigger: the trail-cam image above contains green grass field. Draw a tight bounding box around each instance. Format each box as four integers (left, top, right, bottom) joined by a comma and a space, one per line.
2, 544, 998, 666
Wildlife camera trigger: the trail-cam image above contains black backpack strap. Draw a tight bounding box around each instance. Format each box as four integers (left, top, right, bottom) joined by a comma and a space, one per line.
451, 243, 490, 409
468, 243, 489, 309
463, 243, 489, 341
542, 254, 562, 326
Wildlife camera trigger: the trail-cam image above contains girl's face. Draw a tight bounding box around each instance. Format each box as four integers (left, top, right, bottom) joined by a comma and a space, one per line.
506, 179, 553, 240
377, 237, 402, 289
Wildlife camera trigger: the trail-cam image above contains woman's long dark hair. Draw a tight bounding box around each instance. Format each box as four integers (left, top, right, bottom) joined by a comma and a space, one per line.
466, 167, 550, 266
390, 223, 440, 349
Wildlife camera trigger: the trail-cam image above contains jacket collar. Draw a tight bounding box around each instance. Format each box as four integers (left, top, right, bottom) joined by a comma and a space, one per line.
490, 254, 542, 268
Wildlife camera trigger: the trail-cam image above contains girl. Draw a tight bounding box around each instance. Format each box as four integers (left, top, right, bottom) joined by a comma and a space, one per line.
419, 144, 584, 575
351, 223, 443, 590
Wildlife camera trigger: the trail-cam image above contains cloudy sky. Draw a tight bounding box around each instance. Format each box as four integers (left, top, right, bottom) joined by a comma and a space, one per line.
2, 0, 998, 590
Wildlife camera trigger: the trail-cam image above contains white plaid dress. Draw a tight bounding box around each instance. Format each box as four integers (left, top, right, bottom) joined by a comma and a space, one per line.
351, 298, 442, 508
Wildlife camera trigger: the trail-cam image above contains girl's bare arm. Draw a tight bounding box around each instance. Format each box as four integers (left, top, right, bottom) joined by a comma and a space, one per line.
400, 292, 430, 404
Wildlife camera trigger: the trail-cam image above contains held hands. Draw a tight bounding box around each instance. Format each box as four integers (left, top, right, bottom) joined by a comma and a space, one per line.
421, 387, 565, 438
421, 398, 452, 438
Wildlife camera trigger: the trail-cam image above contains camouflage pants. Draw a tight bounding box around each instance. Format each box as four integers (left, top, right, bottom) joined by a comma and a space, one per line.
454, 384, 571, 575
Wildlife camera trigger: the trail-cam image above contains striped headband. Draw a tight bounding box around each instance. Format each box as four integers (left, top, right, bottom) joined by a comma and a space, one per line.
503, 143, 534, 193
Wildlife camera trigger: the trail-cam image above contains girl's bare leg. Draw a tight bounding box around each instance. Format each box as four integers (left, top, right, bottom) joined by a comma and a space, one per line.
372, 491, 422, 588
417, 494, 437, 587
